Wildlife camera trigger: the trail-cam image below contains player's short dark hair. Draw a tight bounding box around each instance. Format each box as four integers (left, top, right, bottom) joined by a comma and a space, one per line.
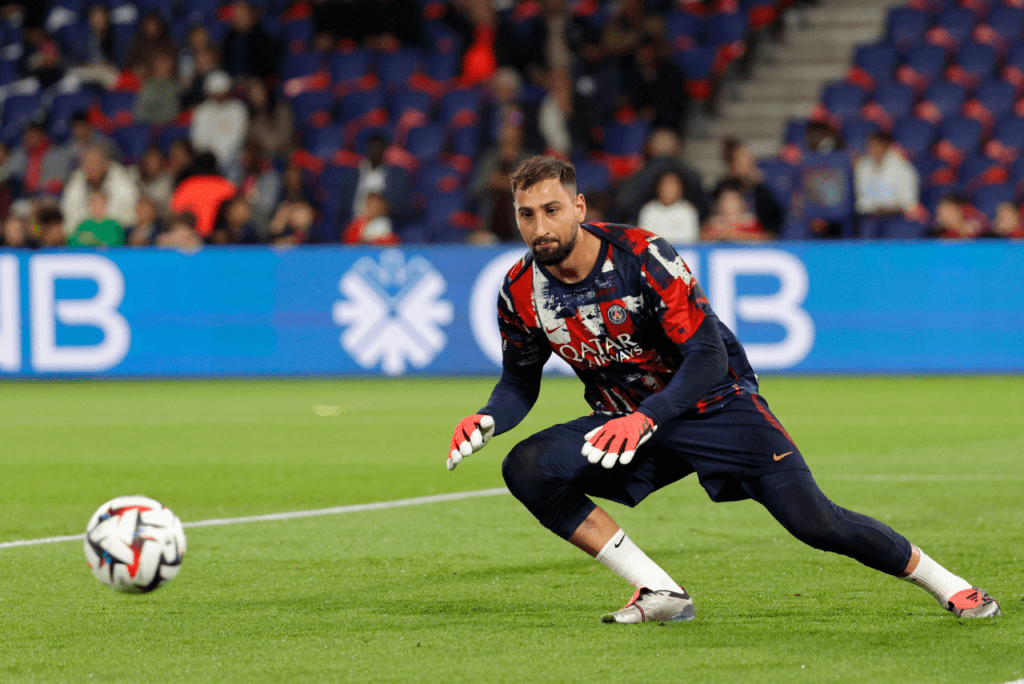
509, 156, 577, 196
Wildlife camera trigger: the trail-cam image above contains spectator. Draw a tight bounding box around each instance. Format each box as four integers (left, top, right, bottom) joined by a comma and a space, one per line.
244, 78, 294, 162
601, 0, 659, 64
854, 130, 919, 229
132, 146, 175, 210
992, 201, 1024, 239
702, 178, 770, 242
60, 111, 120, 169
169, 152, 235, 237
190, 70, 248, 179
638, 170, 699, 244
470, 121, 536, 241
718, 137, 784, 235
68, 188, 125, 246
126, 195, 162, 246
931, 193, 986, 239
7, 120, 71, 196
806, 120, 843, 154
167, 138, 196, 187
624, 35, 688, 132
61, 145, 138, 232
612, 128, 709, 223
210, 194, 260, 244
537, 67, 575, 156
133, 51, 180, 125
351, 133, 412, 222
268, 199, 314, 245
179, 25, 212, 89
157, 211, 203, 249
222, 0, 281, 80
20, 26, 65, 89
126, 11, 177, 72
85, 4, 118, 65
342, 192, 398, 245
236, 138, 281, 235
37, 206, 67, 248
2, 213, 32, 248
180, 44, 221, 110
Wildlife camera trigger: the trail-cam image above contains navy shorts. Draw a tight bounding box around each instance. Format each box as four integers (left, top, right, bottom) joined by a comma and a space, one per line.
517, 391, 808, 519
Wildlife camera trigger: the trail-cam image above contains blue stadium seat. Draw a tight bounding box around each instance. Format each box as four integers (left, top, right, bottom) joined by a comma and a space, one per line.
290, 90, 334, 129
280, 52, 321, 80
938, 116, 983, 156
933, 6, 975, 48
821, 82, 866, 121
880, 218, 928, 239
673, 46, 715, 99
451, 125, 479, 158
56, 22, 90, 62
0, 59, 18, 86
705, 11, 747, 48
972, 79, 1016, 121
426, 51, 459, 83
871, 82, 915, 121
304, 125, 344, 158
958, 154, 1002, 190
340, 88, 386, 123
991, 116, 1024, 152
985, 6, 1024, 44
353, 124, 394, 154
49, 91, 94, 140
1, 92, 42, 141
757, 159, 797, 214
952, 42, 996, 84
886, 7, 929, 51
388, 89, 431, 118
893, 117, 937, 158
158, 124, 190, 154
406, 123, 445, 160
921, 80, 966, 119
903, 44, 948, 86
914, 154, 949, 187
573, 160, 611, 194
111, 124, 152, 163
330, 50, 371, 86
602, 122, 650, 155
417, 161, 463, 193
1006, 42, 1024, 75
841, 117, 879, 153
665, 11, 705, 52
282, 18, 314, 45
853, 42, 898, 86
100, 91, 137, 119
438, 89, 480, 123
971, 184, 1014, 219
423, 188, 467, 226
375, 49, 421, 90
784, 119, 808, 147
796, 152, 855, 238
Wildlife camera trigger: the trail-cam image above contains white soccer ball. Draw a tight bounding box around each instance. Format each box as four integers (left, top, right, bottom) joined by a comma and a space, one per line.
84, 495, 186, 593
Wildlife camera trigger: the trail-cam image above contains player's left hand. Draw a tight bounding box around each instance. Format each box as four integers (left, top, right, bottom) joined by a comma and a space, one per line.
582, 412, 658, 469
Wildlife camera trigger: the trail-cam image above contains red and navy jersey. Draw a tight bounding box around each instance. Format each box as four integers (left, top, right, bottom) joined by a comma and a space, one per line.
493, 223, 758, 423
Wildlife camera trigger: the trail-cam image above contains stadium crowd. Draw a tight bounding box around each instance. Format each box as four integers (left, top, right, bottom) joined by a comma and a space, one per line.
0, 0, 1022, 249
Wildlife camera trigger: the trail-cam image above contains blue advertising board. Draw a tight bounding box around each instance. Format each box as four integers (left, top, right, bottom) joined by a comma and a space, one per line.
0, 242, 1022, 377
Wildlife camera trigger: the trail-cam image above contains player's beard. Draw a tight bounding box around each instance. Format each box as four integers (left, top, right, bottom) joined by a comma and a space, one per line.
532, 222, 579, 266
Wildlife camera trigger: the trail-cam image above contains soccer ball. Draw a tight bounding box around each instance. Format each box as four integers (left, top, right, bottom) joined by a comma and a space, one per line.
84, 495, 186, 593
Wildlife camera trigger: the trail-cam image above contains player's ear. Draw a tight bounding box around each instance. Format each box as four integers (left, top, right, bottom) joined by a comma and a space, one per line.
574, 193, 586, 222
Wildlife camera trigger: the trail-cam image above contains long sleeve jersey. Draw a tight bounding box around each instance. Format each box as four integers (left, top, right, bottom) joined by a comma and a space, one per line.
481, 222, 760, 435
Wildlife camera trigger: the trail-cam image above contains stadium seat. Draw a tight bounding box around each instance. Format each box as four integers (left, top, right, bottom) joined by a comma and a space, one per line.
971, 183, 1014, 219
852, 42, 898, 87
100, 91, 137, 120
111, 124, 152, 163
406, 123, 445, 160
417, 161, 463, 194
0, 59, 18, 87
673, 46, 715, 100
914, 154, 952, 187
1011, 156, 1024, 194
949, 42, 996, 88
330, 50, 371, 87
958, 154, 1006, 192
49, 91, 94, 140
451, 125, 479, 158
869, 82, 915, 122
426, 50, 459, 82
928, 7, 975, 51
783, 119, 808, 147
158, 124, 190, 154
304, 125, 344, 158
893, 117, 937, 158
666, 11, 705, 53
991, 116, 1024, 154
375, 49, 421, 90
438, 89, 480, 124
918, 80, 965, 121
880, 217, 928, 239
602, 122, 650, 155
982, 6, 1024, 46
841, 117, 879, 153
968, 79, 1016, 124
899, 44, 948, 88
705, 11, 747, 50
56, 22, 90, 62
353, 124, 394, 154
388, 89, 431, 119
821, 82, 867, 122
282, 18, 314, 46
291, 90, 334, 128
573, 160, 611, 194
340, 88, 386, 123
757, 159, 797, 214
423, 188, 467, 226
937, 116, 983, 160
280, 51, 321, 80
796, 152, 856, 238
1, 92, 42, 141
887, 7, 930, 52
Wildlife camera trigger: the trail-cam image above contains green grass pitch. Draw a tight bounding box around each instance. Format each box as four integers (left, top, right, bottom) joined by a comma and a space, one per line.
0, 376, 1022, 683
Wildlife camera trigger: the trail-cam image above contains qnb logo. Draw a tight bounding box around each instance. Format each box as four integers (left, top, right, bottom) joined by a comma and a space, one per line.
332, 249, 453, 376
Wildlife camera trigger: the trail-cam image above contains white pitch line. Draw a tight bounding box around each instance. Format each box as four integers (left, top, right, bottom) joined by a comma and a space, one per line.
0, 487, 510, 551
0, 474, 1018, 551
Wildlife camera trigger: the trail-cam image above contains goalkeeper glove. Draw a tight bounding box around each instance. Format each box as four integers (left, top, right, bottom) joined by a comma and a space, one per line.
581, 412, 657, 469
448, 414, 495, 471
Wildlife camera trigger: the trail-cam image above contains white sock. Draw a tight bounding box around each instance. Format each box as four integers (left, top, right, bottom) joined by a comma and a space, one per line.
594, 529, 679, 593
901, 547, 972, 606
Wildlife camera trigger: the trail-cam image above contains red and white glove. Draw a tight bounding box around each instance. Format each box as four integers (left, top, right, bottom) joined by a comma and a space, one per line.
448, 414, 495, 471
581, 412, 657, 469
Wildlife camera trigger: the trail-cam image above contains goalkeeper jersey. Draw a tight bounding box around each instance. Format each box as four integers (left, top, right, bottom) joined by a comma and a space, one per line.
483, 222, 759, 432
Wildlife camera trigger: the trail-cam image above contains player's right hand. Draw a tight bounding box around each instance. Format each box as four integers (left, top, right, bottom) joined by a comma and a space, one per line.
448, 414, 495, 471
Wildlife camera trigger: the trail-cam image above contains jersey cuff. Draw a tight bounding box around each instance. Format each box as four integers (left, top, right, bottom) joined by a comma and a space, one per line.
636, 405, 662, 426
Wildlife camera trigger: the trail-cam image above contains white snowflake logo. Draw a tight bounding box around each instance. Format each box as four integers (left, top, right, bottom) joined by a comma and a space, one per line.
331, 249, 454, 375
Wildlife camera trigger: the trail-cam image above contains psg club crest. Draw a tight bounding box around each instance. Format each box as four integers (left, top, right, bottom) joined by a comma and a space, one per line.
606, 304, 628, 325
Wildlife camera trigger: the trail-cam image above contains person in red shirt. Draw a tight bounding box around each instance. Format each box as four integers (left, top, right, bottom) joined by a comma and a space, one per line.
701, 179, 770, 242
342, 192, 399, 245
169, 153, 236, 237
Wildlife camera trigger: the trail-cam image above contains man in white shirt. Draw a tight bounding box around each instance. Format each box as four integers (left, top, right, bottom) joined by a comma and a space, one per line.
854, 131, 919, 233
190, 70, 248, 179
61, 145, 139, 234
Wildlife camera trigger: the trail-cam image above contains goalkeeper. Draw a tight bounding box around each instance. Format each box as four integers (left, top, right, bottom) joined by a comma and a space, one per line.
448, 156, 1000, 624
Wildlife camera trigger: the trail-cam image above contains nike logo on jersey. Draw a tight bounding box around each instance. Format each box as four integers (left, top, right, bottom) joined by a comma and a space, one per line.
773, 452, 793, 461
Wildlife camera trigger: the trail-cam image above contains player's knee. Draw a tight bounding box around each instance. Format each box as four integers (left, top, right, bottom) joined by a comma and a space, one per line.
501, 436, 554, 505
